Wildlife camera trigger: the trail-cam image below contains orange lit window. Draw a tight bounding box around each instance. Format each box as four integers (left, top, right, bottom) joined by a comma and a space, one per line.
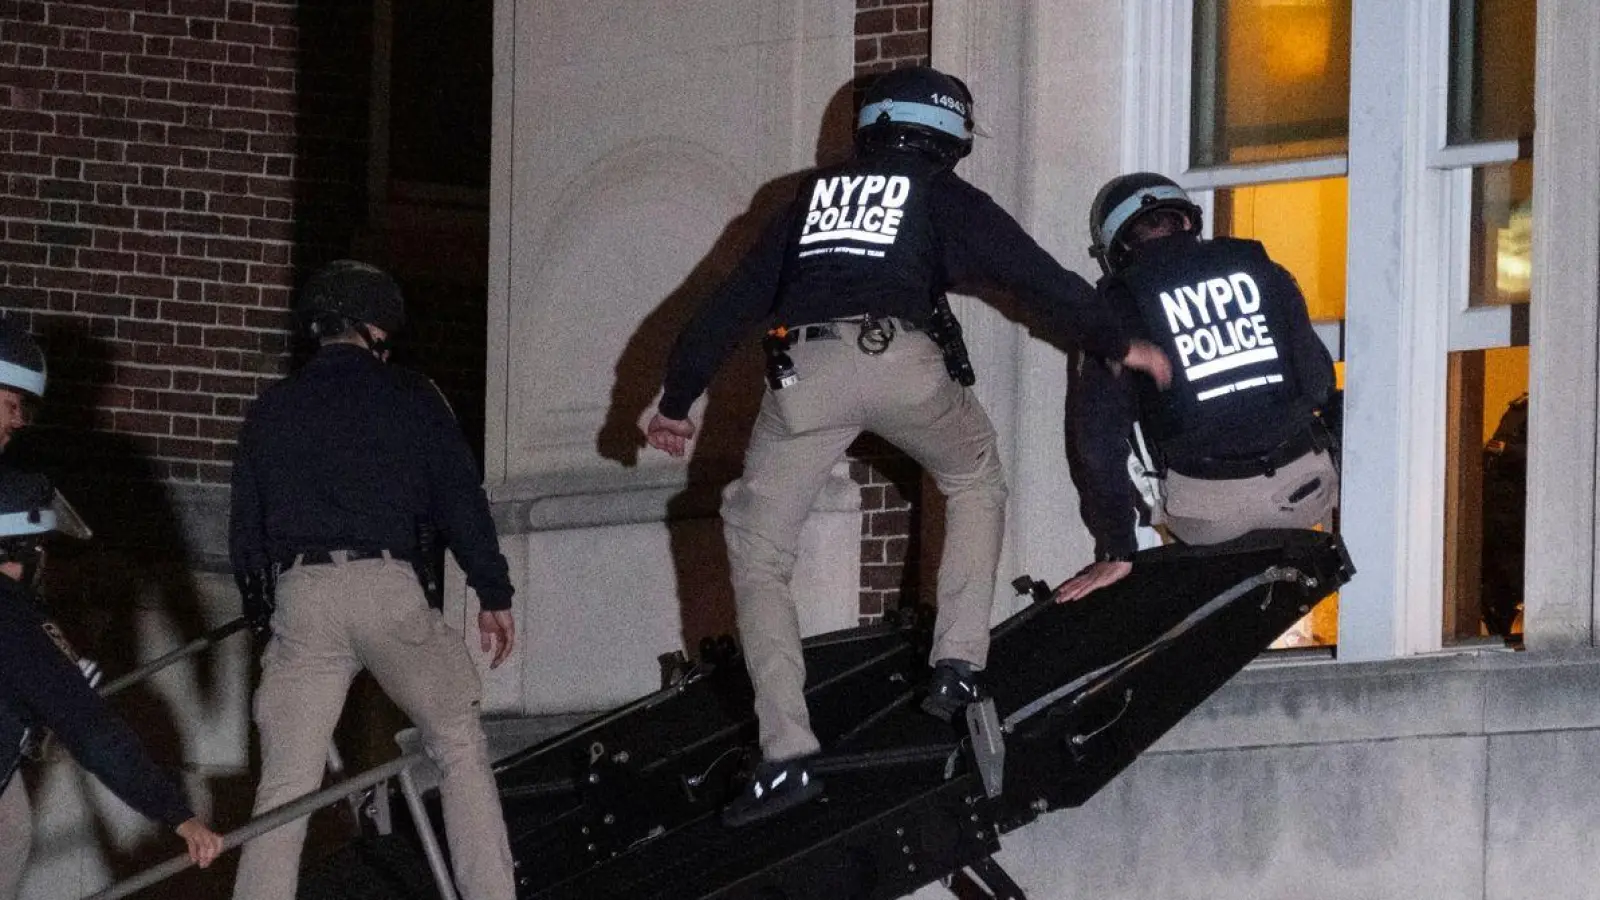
1191, 0, 1353, 168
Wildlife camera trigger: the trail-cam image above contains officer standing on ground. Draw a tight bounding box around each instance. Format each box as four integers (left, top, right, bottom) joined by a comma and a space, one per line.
0, 321, 222, 896
229, 261, 518, 900
644, 66, 1171, 827
1056, 173, 1338, 602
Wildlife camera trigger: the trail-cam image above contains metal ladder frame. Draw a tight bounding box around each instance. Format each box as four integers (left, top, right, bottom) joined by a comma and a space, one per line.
75, 617, 461, 900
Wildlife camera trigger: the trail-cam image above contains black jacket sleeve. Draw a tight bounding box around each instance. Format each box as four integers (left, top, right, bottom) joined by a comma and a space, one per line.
658, 209, 794, 420
411, 377, 515, 612
228, 404, 269, 574
1065, 352, 1142, 561
0, 599, 194, 828
933, 178, 1130, 363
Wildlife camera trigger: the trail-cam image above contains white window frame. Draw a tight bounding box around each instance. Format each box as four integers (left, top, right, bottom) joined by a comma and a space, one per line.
1122, 0, 1541, 659
1426, 0, 1528, 352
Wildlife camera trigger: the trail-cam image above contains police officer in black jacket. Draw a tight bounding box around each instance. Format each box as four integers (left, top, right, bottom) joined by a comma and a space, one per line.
1056, 173, 1339, 602
644, 67, 1171, 827
0, 467, 224, 895
229, 261, 517, 900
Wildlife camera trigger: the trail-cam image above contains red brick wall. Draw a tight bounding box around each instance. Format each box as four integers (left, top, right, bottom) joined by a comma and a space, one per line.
851, 0, 930, 621
855, 0, 931, 75
0, 0, 929, 590
0, 0, 372, 559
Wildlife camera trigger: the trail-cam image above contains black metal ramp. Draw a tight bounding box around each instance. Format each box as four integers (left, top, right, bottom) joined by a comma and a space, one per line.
300, 529, 1353, 900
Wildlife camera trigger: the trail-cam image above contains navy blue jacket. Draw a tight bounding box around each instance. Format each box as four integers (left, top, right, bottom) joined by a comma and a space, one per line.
658, 153, 1130, 419
230, 344, 514, 610
1067, 234, 1335, 559
0, 578, 192, 827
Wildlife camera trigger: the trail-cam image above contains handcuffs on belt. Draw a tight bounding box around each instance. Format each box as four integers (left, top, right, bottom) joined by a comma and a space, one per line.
765, 315, 906, 393
856, 314, 895, 355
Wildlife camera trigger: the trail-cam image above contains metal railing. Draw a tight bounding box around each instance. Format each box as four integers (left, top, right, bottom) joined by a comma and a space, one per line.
82, 753, 445, 900
97, 617, 249, 698
78, 616, 460, 900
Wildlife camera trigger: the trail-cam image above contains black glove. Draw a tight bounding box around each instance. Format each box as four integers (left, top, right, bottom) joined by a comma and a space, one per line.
237, 567, 276, 636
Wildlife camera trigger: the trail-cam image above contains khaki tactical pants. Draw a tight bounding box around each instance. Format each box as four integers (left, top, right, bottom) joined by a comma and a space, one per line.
0, 775, 28, 900
724, 325, 1008, 762
1162, 447, 1340, 545
233, 555, 514, 900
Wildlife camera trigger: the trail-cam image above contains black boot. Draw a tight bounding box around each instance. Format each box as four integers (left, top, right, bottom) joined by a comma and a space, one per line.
921, 658, 987, 721
721, 755, 824, 828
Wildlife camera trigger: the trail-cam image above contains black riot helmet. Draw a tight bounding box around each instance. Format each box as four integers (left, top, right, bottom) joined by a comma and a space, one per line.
855, 65, 976, 168
1088, 172, 1204, 276
0, 318, 47, 400
294, 260, 406, 355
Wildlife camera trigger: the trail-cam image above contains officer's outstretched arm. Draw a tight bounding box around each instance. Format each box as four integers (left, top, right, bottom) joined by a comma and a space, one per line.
1057, 355, 1143, 603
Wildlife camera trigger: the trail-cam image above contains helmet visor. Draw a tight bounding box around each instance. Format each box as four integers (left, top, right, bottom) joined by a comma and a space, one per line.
1098, 183, 1196, 251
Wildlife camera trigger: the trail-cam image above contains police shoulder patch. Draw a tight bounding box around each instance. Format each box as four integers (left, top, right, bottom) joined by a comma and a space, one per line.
394, 367, 458, 421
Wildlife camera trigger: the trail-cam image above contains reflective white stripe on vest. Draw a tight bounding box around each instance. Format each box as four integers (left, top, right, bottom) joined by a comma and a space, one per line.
1184, 345, 1280, 381
1196, 373, 1284, 402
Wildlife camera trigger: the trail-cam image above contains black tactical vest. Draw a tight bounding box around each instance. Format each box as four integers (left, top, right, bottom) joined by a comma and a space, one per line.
1113, 237, 1305, 448
772, 155, 941, 324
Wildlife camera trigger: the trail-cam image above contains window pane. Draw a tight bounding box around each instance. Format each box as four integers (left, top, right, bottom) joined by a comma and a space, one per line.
1191, 0, 1352, 168
1443, 347, 1528, 645
1468, 160, 1533, 307
1212, 176, 1347, 650
1447, 0, 1536, 146
1213, 177, 1348, 320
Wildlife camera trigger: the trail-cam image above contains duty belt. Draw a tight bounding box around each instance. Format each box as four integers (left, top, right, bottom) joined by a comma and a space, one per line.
285, 547, 413, 568
1170, 424, 1326, 481
789, 317, 921, 344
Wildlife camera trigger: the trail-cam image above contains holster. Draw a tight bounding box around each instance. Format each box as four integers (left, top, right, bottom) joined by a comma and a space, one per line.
237, 566, 277, 636
926, 294, 976, 386
415, 519, 446, 611
1315, 390, 1343, 453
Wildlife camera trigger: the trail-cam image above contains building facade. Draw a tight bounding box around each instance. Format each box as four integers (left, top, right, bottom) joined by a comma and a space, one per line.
2, 1, 1599, 897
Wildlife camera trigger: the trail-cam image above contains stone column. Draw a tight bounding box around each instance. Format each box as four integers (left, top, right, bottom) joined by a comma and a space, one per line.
475, 0, 862, 713
932, 2, 1112, 618
1525, 0, 1600, 649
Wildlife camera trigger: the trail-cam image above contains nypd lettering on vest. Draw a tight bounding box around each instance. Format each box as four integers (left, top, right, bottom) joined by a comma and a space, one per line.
1159, 272, 1282, 401
797, 174, 912, 259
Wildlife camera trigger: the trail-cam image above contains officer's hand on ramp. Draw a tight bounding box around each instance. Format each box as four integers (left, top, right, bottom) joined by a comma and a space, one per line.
645, 414, 697, 458
1122, 340, 1173, 389
1053, 560, 1134, 603
479, 609, 516, 669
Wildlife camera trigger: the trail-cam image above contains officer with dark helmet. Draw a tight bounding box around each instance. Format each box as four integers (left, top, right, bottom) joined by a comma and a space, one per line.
1055, 173, 1339, 602
0, 318, 47, 454
229, 261, 518, 900
644, 66, 1171, 827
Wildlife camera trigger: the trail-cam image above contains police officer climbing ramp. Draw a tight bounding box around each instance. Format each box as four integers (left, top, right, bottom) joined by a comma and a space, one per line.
645, 64, 1172, 829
